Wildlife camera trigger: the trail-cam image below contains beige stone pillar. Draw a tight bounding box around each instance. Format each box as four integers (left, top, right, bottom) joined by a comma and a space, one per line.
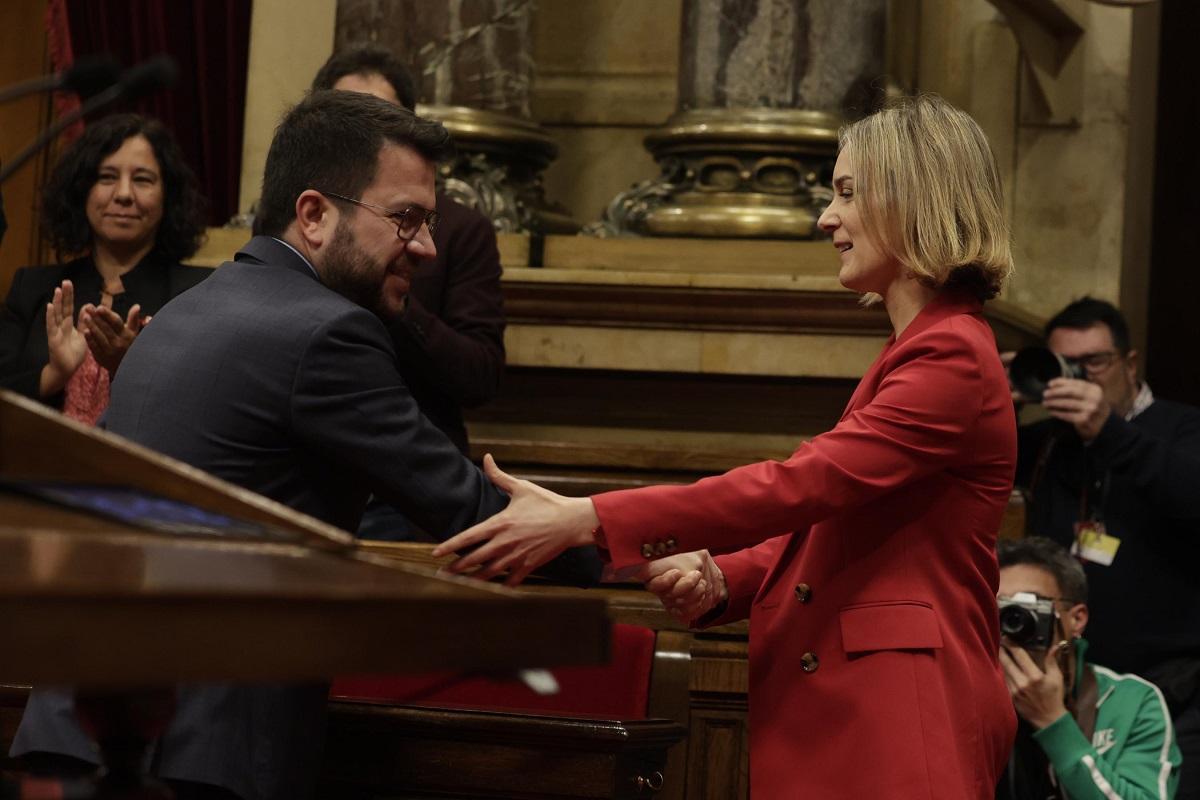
236, 0, 338, 218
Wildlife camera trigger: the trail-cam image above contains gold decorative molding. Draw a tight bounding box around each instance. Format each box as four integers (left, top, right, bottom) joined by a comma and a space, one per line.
588, 108, 840, 239
418, 104, 577, 234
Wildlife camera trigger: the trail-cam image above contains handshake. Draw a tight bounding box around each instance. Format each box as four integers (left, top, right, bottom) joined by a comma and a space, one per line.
609, 550, 729, 624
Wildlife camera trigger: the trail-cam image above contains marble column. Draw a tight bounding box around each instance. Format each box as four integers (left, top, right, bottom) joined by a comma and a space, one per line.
335, 0, 575, 233
591, 0, 887, 238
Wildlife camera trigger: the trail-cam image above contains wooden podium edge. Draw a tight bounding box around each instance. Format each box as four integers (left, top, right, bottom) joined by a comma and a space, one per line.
0, 389, 356, 552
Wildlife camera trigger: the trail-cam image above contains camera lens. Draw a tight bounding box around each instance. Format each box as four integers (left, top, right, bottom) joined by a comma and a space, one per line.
999, 604, 1037, 643
1009, 347, 1079, 403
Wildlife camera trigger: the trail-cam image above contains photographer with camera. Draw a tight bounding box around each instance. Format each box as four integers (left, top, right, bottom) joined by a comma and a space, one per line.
997, 537, 1179, 800
1009, 297, 1200, 797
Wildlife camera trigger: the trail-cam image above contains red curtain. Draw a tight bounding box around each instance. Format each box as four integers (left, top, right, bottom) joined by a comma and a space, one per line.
61, 0, 253, 227
45, 0, 85, 143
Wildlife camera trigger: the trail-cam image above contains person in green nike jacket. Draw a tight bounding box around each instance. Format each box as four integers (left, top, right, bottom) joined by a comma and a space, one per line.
997, 536, 1181, 800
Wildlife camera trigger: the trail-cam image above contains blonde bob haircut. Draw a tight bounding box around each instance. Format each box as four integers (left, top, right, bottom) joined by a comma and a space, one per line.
838, 94, 1013, 301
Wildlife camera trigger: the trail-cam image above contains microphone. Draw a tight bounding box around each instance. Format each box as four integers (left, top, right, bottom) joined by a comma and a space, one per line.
0, 55, 179, 185
0, 54, 121, 104
114, 55, 178, 101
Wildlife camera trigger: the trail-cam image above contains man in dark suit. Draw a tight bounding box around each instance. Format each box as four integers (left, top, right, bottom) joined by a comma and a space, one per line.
313, 46, 506, 541
11, 90, 592, 800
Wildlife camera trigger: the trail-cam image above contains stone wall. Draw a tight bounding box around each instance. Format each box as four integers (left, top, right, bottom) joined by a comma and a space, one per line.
234, 0, 1158, 341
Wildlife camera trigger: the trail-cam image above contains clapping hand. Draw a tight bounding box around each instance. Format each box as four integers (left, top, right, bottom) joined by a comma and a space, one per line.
80, 303, 145, 375
41, 280, 88, 395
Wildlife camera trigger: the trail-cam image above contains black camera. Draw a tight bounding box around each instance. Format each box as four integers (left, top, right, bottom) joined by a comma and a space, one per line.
1009, 346, 1086, 403
998, 592, 1057, 650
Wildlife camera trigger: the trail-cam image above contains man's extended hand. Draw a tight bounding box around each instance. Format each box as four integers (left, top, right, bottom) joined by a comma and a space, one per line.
644, 550, 727, 624
1000, 642, 1069, 730
1043, 377, 1111, 442
432, 454, 599, 587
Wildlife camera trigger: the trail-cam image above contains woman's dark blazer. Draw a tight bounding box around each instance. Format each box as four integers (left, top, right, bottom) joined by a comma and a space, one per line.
0, 254, 210, 406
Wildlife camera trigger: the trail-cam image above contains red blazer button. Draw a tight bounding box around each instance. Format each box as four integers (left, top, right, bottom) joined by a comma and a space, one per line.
800, 652, 819, 673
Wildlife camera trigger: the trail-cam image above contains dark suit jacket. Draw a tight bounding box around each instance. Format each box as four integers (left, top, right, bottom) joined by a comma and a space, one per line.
0, 254, 209, 406
11, 236, 511, 800
390, 192, 505, 454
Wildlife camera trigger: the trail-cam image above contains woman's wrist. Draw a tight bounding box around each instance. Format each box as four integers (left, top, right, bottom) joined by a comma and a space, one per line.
571, 497, 602, 548
39, 363, 68, 396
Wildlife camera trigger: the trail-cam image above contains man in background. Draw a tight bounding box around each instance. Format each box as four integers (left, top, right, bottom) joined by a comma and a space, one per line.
1014, 297, 1200, 797
997, 536, 1179, 800
313, 46, 506, 541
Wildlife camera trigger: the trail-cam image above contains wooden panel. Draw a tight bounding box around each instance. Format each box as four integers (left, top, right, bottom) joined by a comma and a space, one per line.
648, 630, 694, 800
690, 638, 750, 696
320, 703, 684, 799
0, 524, 608, 686
504, 281, 893, 335
472, 367, 856, 438
685, 706, 749, 800
541, 236, 839, 277
0, 0, 50, 299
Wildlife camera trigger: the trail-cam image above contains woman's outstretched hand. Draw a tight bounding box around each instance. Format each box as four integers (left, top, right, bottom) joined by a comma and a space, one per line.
644, 550, 727, 624
41, 280, 88, 396
432, 454, 600, 587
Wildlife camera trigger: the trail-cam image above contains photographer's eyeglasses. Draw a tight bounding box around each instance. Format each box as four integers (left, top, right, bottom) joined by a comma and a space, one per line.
318, 190, 439, 240
1072, 350, 1121, 374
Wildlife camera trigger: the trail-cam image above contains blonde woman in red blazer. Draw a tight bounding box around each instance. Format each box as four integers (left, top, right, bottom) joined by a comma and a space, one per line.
435, 95, 1018, 799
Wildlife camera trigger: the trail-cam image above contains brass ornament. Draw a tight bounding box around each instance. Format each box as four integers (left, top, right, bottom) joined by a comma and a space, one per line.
585, 108, 840, 240
418, 104, 578, 234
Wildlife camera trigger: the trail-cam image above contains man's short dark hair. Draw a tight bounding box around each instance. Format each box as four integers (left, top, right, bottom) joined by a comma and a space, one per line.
1045, 297, 1132, 354
42, 113, 206, 262
311, 45, 417, 111
254, 90, 452, 238
998, 536, 1088, 604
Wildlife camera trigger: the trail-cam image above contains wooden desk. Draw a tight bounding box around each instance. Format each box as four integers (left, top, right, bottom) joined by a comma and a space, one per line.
0, 389, 612, 798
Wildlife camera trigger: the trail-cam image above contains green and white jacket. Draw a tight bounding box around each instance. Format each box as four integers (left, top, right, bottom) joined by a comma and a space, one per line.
1034, 641, 1181, 800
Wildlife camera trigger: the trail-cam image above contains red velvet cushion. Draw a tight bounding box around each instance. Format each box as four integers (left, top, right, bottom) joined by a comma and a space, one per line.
330, 623, 655, 720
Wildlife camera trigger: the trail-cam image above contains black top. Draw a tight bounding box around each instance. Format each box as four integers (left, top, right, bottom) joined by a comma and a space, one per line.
0, 252, 210, 407
1017, 398, 1200, 674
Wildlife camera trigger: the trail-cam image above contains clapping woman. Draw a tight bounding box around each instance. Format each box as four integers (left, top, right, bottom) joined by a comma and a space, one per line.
433, 95, 1020, 799
0, 114, 207, 423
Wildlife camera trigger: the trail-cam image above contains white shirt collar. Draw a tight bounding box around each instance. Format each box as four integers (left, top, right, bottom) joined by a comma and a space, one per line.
1126, 382, 1154, 420
271, 237, 320, 281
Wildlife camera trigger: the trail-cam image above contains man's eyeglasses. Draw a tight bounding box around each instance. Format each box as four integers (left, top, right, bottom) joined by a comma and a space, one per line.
319, 190, 439, 240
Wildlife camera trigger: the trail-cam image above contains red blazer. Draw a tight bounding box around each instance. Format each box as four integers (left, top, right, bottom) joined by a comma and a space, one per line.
594, 292, 1017, 799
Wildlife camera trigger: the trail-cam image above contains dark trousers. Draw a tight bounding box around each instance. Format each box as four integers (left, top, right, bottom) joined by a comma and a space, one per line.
1176, 699, 1200, 800
19, 752, 243, 800
1144, 658, 1200, 799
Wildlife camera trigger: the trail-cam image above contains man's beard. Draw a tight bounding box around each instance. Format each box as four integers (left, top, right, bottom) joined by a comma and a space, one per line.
320, 219, 397, 321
